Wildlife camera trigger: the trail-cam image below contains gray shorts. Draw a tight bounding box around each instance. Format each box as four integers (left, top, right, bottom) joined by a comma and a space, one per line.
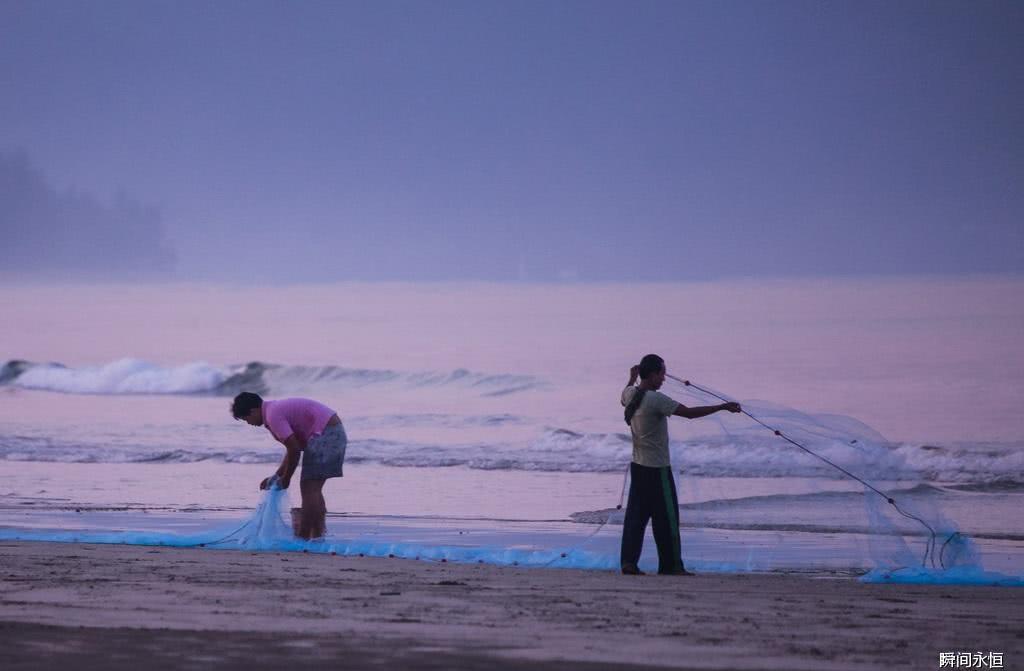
301, 423, 347, 481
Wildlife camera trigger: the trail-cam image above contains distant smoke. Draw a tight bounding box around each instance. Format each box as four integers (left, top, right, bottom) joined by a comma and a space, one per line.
0, 150, 175, 280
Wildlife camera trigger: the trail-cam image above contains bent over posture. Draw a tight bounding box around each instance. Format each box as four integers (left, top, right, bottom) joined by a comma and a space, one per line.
620, 354, 740, 576
232, 392, 347, 539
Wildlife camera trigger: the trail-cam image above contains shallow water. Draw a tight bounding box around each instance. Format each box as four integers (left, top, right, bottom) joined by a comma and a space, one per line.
3, 494, 1022, 581
1, 278, 1023, 582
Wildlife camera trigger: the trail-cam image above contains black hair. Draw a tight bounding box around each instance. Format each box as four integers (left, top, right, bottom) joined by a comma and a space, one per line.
231, 392, 263, 419
637, 354, 665, 380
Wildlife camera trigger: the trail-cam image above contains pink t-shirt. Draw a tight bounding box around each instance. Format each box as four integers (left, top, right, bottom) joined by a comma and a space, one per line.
263, 397, 337, 444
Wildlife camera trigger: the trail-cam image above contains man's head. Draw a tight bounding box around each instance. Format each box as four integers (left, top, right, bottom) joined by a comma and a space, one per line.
231, 392, 264, 426
638, 354, 666, 390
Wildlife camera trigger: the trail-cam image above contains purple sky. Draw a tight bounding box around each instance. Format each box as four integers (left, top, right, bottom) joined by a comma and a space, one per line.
1, 0, 1021, 282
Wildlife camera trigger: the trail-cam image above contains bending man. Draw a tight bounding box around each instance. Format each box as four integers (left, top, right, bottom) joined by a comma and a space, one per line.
232, 392, 347, 539
620, 354, 740, 575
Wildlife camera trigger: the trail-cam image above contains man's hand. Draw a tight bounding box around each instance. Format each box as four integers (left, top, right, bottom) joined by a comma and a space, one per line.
259, 474, 287, 491
676, 401, 742, 420
628, 365, 639, 386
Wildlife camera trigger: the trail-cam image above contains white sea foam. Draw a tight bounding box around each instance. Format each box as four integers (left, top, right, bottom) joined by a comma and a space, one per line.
2, 427, 1021, 486
12, 358, 227, 394
2, 358, 544, 397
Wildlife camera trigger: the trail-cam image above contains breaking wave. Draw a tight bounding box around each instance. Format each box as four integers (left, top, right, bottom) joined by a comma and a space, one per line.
1, 427, 1020, 485
0, 358, 544, 397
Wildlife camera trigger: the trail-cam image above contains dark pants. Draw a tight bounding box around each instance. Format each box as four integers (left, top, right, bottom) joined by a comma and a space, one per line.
620, 462, 684, 574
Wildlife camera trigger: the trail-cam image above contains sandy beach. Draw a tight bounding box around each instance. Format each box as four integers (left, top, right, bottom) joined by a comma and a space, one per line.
1, 541, 1020, 670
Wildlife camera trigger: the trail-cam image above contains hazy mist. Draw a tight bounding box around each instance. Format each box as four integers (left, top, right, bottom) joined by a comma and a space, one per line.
1, 151, 174, 279
1, 1, 1021, 282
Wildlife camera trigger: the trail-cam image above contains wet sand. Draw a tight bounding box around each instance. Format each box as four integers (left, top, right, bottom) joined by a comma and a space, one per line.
0, 541, 1021, 670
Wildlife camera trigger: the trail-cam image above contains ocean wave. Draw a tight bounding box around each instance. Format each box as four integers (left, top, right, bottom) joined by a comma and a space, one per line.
1, 427, 1021, 486
568, 508, 1024, 541
571, 485, 1024, 539
946, 478, 1024, 493
0, 358, 545, 398
344, 413, 523, 429
0, 442, 280, 465
4, 358, 226, 395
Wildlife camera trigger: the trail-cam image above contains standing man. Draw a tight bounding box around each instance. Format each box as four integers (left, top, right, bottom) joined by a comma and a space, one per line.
620, 354, 740, 575
232, 392, 347, 540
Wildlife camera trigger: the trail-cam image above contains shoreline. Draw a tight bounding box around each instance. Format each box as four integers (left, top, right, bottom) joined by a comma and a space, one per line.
2, 541, 1021, 669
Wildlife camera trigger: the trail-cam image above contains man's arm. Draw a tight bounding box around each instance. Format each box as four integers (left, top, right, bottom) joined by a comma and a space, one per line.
627, 365, 639, 387
261, 435, 305, 490
276, 435, 305, 488
673, 401, 741, 419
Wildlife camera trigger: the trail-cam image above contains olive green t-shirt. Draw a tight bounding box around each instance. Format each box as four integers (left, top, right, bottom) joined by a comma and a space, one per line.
621, 386, 680, 468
